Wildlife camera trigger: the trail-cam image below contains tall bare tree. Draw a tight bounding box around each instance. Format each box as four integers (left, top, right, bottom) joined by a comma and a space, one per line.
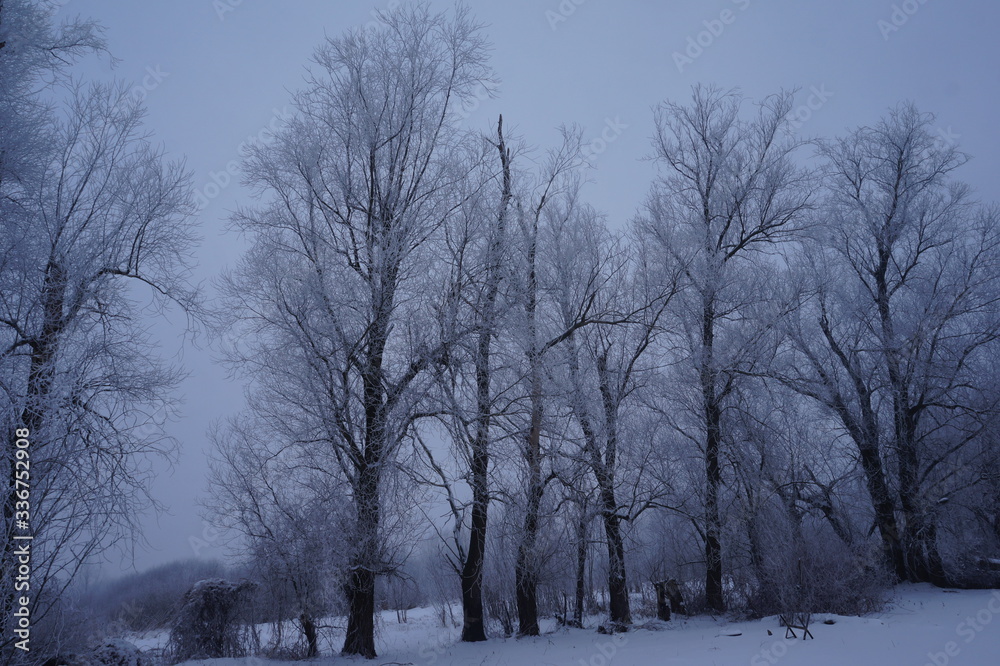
419, 115, 513, 643
636, 86, 812, 611
778, 104, 1000, 584
506, 130, 610, 636
1, 79, 198, 655
550, 210, 680, 630
224, 5, 492, 657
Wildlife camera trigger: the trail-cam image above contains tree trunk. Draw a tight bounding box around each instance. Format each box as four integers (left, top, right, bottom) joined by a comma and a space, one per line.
602, 505, 631, 630
595, 353, 631, 630
899, 441, 947, 585
515, 421, 542, 637
653, 582, 671, 621
460, 449, 488, 642
818, 313, 907, 581
459, 115, 511, 644
4, 262, 64, 631
573, 505, 588, 628
515, 175, 543, 638
342, 453, 381, 657
342, 566, 376, 658
856, 439, 907, 579
876, 247, 947, 586
460, 316, 490, 643
300, 614, 319, 658
515, 378, 543, 637
701, 300, 725, 613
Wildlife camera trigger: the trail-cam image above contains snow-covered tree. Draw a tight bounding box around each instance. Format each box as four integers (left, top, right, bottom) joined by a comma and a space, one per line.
2, 7, 198, 647
416, 116, 512, 643
551, 210, 679, 630
777, 104, 1000, 585
635, 86, 812, 611
206, 417, 349, 657
221, 4, 493, 657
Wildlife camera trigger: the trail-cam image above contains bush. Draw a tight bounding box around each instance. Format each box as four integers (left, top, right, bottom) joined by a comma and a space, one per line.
748, 541, 890, 618
165, 579, 257, 663
87, 641, 150, 666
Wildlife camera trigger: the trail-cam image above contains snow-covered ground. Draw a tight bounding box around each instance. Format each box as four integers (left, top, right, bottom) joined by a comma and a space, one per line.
158, 584, 1000, 665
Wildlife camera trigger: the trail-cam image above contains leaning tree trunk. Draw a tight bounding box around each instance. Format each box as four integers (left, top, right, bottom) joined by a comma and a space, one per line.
4, 262, 64, 632
818, 314, 907, 580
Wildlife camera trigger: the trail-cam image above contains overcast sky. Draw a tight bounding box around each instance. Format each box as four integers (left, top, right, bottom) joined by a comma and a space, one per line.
63, 0, 1000, 577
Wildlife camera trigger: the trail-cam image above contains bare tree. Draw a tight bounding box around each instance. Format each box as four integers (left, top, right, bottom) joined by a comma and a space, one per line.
506, 130, 610, 636
551, 213, 679, 630
1, 78, 198, 655
636, 86, 812, 611
224, 5, 492, 657
417, 116, 512, 643
206, 417, 349, 658
778, 104, 1000, 584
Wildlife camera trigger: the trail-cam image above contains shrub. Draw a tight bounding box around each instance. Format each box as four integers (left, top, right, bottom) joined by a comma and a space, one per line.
165, 579, 257, 663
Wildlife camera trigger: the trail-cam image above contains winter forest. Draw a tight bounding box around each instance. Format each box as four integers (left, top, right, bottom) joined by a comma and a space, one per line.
4, 1, 1000, 665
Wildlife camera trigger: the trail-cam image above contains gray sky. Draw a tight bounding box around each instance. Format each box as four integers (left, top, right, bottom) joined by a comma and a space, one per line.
63, 0, 1000, 576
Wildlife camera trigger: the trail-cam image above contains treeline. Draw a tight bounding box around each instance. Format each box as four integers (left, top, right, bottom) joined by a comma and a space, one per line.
3, 1, 1000, 663
205, 3, 1000, 661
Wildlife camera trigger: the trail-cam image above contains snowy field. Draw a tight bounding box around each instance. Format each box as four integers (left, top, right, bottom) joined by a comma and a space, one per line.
155, 584, 1000, 666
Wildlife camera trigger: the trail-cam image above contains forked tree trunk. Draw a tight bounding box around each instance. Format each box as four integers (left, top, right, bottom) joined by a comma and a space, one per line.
515, 184, 544, 638
817, 314, 908, 581
877, 248, 948, 587
596, 355, 631, 630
